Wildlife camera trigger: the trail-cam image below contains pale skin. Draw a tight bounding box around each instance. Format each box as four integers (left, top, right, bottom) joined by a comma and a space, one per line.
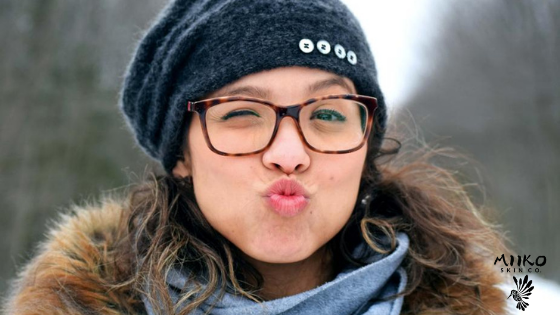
173, 66, 368, 300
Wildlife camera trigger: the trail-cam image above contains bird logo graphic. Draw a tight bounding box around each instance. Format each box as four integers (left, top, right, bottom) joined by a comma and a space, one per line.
507, 275, 534, 311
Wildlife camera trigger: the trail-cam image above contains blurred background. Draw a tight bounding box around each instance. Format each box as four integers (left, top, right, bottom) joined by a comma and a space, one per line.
1, 0, 559, 306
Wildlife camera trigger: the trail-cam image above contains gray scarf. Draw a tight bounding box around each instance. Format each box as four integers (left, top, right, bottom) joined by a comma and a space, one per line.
143, 233, 409, 315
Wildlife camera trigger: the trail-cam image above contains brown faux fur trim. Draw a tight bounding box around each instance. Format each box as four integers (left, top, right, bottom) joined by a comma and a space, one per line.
3, 197, 510, 314
2, 197, 139, 315
404, 265, 509, 314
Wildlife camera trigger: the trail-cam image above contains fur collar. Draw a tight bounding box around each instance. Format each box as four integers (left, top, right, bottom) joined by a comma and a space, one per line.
2, 197, 510, 314
3, 197, 139, 315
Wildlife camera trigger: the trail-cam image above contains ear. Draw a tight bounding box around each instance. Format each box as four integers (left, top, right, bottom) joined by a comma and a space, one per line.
172, 156, 192, 178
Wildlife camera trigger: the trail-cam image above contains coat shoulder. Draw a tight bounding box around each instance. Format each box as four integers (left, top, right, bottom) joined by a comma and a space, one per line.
2, 196, 140, 315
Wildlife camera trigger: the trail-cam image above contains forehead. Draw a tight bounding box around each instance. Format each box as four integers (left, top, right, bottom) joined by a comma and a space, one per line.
206, 66, 356, 100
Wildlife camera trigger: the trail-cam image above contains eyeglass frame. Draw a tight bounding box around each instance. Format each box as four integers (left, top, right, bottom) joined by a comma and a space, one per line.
186, 93, 378, 156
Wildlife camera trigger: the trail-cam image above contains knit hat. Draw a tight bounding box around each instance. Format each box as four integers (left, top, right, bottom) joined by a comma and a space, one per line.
119, 0, 387, 174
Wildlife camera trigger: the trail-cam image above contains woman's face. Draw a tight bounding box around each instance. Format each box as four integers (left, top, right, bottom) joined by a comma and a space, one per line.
173, 66, 367, 264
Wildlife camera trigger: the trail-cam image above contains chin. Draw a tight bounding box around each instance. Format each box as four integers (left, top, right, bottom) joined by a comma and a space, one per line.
245, 239, 315, 264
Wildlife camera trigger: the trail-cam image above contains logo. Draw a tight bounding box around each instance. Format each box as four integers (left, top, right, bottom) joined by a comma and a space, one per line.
494, 254, 546, 274
507, 275, 535, 311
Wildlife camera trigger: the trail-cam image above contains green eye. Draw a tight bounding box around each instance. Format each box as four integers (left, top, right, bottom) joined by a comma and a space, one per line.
310, 109, 346, 122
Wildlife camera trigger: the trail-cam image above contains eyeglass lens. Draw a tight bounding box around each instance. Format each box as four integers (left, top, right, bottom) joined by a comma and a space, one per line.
205, 99, 368, 154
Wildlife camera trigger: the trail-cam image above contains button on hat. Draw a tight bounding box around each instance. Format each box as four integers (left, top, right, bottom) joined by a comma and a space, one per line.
317, 40, 331, 54
299, 39, 315, 53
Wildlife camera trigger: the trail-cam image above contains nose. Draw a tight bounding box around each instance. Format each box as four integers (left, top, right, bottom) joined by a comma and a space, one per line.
262, 116, 310, 174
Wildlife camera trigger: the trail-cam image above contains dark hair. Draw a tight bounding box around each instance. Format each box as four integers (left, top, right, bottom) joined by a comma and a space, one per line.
111, 110, 508, 314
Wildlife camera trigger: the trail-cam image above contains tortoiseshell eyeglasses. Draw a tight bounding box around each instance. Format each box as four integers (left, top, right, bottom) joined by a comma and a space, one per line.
186, 94, 378, 156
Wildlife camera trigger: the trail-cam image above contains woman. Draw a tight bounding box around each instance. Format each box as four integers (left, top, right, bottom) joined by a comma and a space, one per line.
4, 0, 509, 314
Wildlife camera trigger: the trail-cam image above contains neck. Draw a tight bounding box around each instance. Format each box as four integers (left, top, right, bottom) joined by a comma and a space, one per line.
243, 245, 336, 301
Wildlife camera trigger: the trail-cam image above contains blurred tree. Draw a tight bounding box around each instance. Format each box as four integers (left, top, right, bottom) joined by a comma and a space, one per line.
402, 0, 560, 281
0, 0, 167, 295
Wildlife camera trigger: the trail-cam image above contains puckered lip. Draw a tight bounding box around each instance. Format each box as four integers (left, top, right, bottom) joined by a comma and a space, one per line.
265, 178, 310, 199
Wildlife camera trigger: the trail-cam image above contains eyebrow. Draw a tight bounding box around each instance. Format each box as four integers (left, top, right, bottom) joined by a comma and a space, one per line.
212, 75, 354, 99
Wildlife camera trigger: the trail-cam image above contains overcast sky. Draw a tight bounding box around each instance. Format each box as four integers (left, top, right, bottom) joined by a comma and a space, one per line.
342, 0, 445, 109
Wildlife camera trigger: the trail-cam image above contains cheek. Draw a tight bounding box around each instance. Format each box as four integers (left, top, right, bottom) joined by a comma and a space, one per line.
326, 150, 367, 221
320, 147, 366, 197
189, 153, 261, 247
187, 120, 246, 232
314, 158, 364, 228
191, 167, 271, 260
190, 157, 250, 230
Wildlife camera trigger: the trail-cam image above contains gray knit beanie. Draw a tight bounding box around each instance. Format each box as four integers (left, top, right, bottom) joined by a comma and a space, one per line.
119, 0, 387, 174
